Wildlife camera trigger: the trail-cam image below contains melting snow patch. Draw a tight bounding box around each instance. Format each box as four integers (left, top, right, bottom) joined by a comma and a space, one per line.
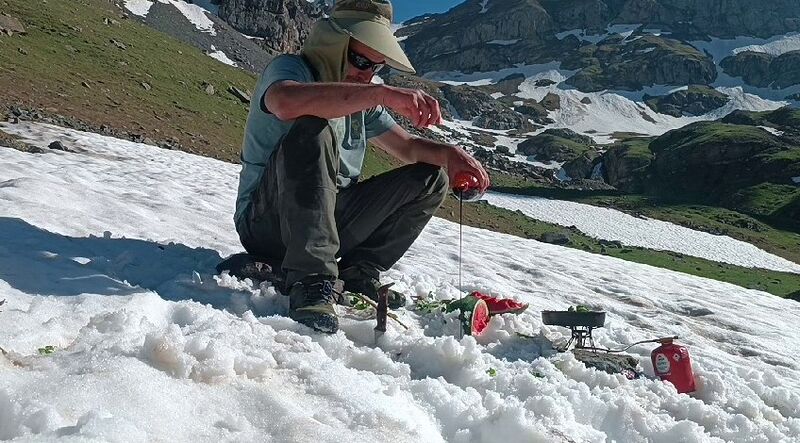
479, 0, 490, 13
123, 0, 216, 35
207, 46, 237, 67
123, 0, 153, 17
758, 126, 784, 136
793, 176, 800, 184
733, 32, 800, 56
167, 0, 216, 35
484, 192, 800, 274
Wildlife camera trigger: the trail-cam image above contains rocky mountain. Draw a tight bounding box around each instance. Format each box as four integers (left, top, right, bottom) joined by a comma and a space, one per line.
561, 34, 716, 92
217, 0, 327, 54
721, 51, 800, 89
399, 0, 800, 91
644, 85, 730, 117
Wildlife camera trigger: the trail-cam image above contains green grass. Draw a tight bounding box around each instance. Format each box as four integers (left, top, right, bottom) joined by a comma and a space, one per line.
607, 137, 655, 164
649, 122, 781, 154
726, 183, 800, 220
518, 133, 591, 162
0, 0, 256, 161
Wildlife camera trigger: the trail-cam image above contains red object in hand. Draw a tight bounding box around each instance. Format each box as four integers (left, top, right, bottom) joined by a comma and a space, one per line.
452, 171, 483, 201
453, 171, 480, 192
651, 339, 696, 394
469, 291, 528, 315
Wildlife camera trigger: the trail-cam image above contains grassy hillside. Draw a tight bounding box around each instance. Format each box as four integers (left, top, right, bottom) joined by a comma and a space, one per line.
0, 0, 256, 160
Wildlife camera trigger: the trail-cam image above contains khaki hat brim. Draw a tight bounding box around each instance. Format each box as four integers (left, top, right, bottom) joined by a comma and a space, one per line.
330, 17, 416, 74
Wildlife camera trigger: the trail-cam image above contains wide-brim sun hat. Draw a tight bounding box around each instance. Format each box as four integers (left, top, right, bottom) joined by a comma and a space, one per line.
330, 0, 416, 74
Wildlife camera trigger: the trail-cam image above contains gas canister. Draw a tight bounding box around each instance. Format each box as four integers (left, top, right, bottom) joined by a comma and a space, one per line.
651, 338, 696, 394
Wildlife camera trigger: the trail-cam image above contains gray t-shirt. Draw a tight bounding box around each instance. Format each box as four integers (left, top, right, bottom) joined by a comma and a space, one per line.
234, 54, 397, 230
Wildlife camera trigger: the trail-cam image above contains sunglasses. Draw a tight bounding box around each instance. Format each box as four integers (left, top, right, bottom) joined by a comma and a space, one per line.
347, 48, 385, 72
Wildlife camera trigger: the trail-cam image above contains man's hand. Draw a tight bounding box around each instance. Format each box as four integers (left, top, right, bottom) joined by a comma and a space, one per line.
445, 146, 490, 193
380, 85, 443, 129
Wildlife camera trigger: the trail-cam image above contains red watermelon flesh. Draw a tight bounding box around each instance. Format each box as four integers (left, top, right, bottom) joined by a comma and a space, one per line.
470, 291, 528, 315
470, 299, 490, 336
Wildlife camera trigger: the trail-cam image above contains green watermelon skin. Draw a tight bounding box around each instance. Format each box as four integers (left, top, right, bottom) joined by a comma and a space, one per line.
446, 297, 490, 336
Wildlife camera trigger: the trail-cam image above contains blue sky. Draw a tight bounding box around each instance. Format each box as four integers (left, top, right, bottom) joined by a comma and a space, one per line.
393, 0, 464, 23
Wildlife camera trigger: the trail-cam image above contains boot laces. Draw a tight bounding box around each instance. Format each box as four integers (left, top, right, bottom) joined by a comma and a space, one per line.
305, 279, 339, 305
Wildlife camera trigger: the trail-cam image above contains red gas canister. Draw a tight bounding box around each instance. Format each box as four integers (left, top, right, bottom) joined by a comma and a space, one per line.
651, 338, 696, 394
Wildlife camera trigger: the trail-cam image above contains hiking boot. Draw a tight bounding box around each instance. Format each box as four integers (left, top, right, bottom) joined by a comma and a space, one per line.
343, 276, 407, 310
288, 275, 339, 333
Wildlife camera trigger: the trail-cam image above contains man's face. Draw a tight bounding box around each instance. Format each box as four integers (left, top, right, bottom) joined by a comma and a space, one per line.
344, 39, 386, 84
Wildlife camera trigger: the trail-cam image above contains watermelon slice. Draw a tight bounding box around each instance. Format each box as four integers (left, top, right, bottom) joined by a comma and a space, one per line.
445, 296, 491, 336
470, 299, 490, 336
470, 291, 528, 315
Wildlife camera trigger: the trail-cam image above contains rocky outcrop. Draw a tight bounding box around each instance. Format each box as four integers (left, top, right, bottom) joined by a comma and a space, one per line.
644, 85, 729, 117
611, 0, 800, 39
539, 92, 561, 111
473, 148, 552, 183
720, 50, 800, 89
477, 73, 526, 96
398, 0, 562, 73
564, 35, 716, 92
601, 139, 654, 192
540, 0, 800, 39
648, 122, 797, 197
518, 128, 594, 162
440, 84, 533, 130
563, 151, 601, 180
0, 14, 26, 35
385, 74, 532, 131
217, 0, 326, 54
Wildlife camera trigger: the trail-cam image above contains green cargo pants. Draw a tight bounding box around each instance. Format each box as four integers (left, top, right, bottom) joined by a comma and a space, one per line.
239, 116, 449, 287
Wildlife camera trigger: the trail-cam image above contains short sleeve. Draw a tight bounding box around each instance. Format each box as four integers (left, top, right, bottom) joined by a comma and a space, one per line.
257, 55, 315, 114
364, 105, 397, 139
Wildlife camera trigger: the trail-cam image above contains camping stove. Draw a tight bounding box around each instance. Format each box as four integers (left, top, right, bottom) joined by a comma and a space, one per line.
542, 310, 606, 351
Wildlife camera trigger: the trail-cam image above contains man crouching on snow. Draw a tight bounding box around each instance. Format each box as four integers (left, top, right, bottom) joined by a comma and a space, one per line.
233, 0, 489, 333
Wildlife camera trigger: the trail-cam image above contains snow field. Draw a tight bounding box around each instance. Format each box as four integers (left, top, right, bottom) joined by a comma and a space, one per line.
124, 0, 217, 35
0, 123, 799, 441
483, 192, 800, 274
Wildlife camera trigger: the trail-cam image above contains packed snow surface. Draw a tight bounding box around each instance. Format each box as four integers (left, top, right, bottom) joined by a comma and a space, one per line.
123, 0, 217, 35
1, 122, 800, 441
484, 192, 800, 274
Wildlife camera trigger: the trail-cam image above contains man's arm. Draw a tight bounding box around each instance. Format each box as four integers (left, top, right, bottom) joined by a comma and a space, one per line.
372, 125, 491, 192
266, 81, 443, 128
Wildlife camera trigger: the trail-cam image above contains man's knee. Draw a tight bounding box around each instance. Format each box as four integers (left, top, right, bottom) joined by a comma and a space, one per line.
412, 163, 449, 203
